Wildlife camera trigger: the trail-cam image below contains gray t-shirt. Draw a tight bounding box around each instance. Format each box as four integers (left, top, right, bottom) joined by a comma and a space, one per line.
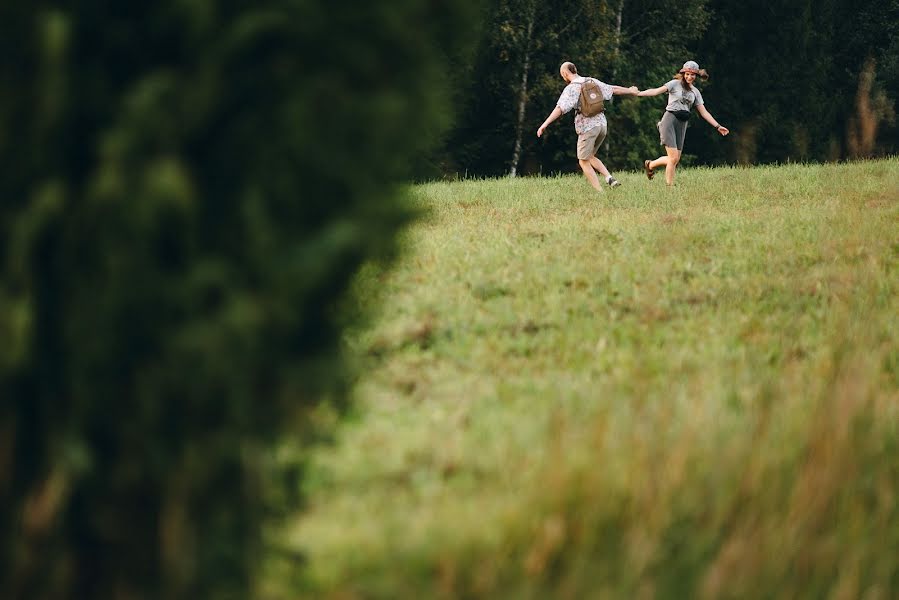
664, 79, 704, 112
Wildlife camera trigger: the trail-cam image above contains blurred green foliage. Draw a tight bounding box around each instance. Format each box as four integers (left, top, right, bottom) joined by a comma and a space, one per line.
0, 1, 479, 598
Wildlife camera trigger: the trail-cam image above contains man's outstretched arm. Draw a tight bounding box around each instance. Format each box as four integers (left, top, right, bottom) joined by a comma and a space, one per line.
611, 85, 639, 96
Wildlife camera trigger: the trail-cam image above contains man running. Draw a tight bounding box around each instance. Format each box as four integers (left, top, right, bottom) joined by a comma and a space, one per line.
537, 61, 638, 192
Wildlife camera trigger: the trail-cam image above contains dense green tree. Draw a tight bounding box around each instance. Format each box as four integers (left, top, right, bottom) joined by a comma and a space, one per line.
436, 0, 710, 179
430, 0, 899, 178
693, 0, 899, 164
438, 0, 621, 178
832, 0, 899, 157
600, 0, 712, 168
0, 1, 479, 598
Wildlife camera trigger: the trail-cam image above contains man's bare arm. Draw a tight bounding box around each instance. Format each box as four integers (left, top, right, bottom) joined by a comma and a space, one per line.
611, 85, 639, 96
537, 106, 563, 137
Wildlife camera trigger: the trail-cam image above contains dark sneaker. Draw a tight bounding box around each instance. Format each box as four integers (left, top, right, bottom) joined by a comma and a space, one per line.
643, 160, 655, 180
608, 176, 621, 188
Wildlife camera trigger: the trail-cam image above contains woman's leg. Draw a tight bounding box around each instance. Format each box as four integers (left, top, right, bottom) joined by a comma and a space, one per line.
648, 114, 683, 184
648, 155, 668, 171
647, 147, 679, 180
663, 146, 680, 186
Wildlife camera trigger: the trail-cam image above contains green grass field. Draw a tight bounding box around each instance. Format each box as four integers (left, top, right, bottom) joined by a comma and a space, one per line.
287, 159, 899, 599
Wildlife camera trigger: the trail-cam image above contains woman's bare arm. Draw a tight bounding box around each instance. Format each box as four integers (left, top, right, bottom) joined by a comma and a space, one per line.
637, 85, 668, 97
696, 104, 729, 135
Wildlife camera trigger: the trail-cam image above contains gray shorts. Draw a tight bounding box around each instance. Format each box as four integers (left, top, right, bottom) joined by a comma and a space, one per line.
658, 111, 688, 150
576, 123, 607, 160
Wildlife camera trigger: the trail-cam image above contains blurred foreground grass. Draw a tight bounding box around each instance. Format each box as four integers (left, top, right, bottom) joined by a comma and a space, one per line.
285, 160, 899, 599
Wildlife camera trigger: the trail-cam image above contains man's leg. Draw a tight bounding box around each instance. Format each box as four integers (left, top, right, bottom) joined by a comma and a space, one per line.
588, 156, 611, 179
588, 126, 616, 185
590, 156, 621, 187
578, 159, 603, 191
576, 127, 606, 192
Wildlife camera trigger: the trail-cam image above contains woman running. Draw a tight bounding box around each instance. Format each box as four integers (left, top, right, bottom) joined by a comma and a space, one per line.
638, 60, 729, 186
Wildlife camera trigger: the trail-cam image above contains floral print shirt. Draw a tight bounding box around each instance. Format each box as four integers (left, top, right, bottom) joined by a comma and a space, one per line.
556, 76, 613, 134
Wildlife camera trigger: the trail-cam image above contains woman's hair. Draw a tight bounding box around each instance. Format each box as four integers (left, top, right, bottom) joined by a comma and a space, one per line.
674, 69, 709, 89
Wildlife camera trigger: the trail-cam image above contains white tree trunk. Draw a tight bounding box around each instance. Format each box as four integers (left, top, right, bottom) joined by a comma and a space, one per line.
615, 0, 624, 59
509, 10, 535, 177
605, 0, 625, 159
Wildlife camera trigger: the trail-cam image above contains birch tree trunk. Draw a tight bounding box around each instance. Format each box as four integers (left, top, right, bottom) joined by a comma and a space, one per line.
508, 7, 535, 177
615, 0, 624, 60
605, 0, 624, 159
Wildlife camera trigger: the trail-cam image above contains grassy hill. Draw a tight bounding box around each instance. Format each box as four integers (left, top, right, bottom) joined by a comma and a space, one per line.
285, 159, 899, 599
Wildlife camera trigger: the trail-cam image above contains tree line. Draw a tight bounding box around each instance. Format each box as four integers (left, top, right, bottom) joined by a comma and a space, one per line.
422, 0, 899, 180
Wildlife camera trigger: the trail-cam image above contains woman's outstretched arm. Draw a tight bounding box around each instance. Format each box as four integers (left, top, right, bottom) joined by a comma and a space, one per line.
637, 85, 668, 97
696, 104, 729, 135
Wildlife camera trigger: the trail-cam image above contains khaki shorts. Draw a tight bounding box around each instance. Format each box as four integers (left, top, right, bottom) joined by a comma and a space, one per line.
576, 124, 607, 160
